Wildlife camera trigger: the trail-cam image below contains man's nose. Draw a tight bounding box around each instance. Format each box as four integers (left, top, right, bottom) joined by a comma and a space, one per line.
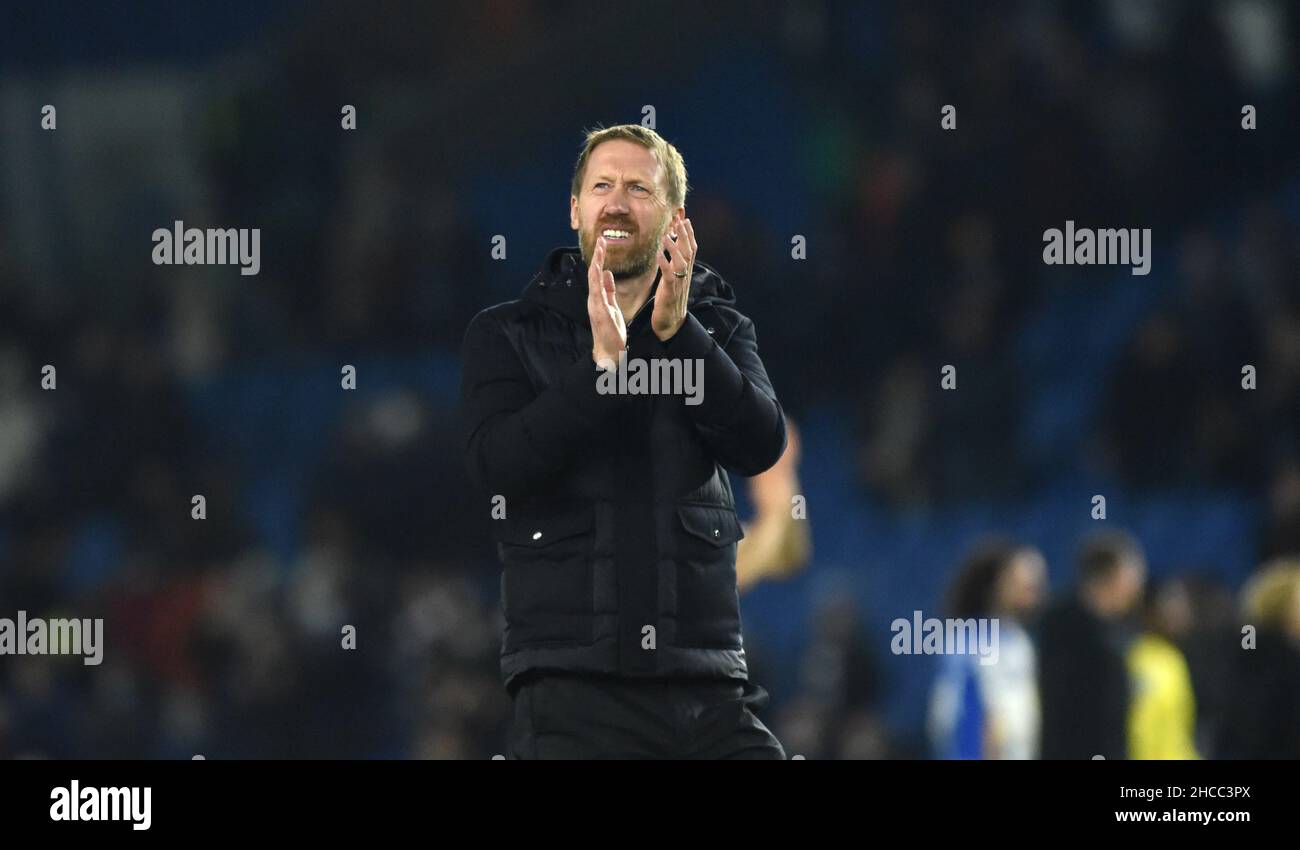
604, 186, 631, 211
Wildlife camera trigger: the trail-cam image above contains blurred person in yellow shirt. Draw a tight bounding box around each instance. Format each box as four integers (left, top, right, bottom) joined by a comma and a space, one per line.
1127, 578, 1199, 760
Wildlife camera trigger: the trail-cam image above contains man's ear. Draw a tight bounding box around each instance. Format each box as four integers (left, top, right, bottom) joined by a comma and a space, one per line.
569, 196, 579, 231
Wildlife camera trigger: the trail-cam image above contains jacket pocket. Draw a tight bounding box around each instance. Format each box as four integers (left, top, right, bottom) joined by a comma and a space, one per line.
673, 504, 744, 649
493, 505, 594, 553
494, 504, 595, 648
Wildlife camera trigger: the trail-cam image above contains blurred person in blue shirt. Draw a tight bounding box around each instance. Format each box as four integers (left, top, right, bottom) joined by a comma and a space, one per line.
929, 538, 1046, 759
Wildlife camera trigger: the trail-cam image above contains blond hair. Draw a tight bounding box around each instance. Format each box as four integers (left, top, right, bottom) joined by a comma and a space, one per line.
570, 124, 689, 210
1241, 557, 1300, 629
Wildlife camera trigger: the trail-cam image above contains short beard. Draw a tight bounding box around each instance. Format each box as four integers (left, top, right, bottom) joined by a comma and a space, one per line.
579, 217, 669, 281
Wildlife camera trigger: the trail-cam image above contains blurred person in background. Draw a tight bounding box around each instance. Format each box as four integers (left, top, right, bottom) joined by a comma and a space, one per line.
1215, 558, 1300, 759
1127, 578, 1199, 759
1176, 575, 1238, 757
775, 583, 888, 759
461, 125, 787, 759
1037, 530, 1146, 760
737, 419, 812, 593
1259, 460, 1300, 560
928, 537, 1046, 759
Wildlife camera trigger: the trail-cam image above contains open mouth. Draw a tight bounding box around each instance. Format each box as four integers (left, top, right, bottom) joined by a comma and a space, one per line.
600, 228, 633, 242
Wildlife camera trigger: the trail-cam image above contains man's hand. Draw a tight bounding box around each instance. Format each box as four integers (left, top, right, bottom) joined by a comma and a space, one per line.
588, 235, 627, 368
651, 212, 696, 342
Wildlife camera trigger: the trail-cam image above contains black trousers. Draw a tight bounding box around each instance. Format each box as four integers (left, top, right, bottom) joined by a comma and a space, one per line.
507, 671, 786, 759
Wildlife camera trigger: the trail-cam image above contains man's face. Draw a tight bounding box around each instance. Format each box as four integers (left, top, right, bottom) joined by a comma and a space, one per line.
571, 139, 678, 279
1111, 556, 1148, 615
998, 549, 1047, 619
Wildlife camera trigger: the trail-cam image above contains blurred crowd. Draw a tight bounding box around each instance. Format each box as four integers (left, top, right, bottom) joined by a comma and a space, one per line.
929, 533, 1300, 760
2, 0, 1299, 757
764, 532, 1300, 760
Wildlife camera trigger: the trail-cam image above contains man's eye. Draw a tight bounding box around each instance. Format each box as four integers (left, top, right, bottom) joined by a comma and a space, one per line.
594, 182, 610, 190
630, 185, 648, 194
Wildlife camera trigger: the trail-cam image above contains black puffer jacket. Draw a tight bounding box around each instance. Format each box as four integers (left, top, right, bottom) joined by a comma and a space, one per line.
460, 246, 786, 691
